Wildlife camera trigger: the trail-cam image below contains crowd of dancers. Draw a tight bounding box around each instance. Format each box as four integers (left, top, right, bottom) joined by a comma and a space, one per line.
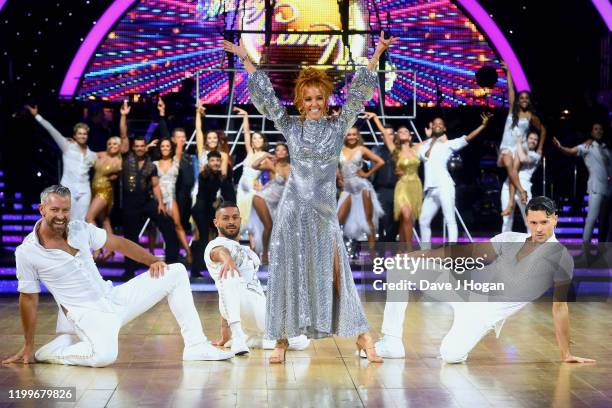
5, 33, 603, 368
23, 53, 611, 274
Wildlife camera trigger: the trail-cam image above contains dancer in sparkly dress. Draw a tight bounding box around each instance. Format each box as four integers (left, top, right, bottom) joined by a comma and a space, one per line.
224, 31, 397, 363
234, 107, 268, 234
86, 136, 124, 260
154, 138, 192, 264
247, 143, 290, 264
336, 127, 385, 250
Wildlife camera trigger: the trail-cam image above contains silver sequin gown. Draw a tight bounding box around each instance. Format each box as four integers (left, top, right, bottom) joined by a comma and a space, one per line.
248, 67, 377, 339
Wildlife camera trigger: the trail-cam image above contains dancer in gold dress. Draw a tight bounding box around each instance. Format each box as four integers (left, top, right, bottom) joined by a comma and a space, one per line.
86, 134, 125, 259
362, 112, 422, 244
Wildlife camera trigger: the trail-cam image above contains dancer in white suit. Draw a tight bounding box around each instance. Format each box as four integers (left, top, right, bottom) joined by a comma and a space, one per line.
204, 202, 309, 355
3, 185, 232, 367
26, 105, 97, 221
418, 113, 491, 248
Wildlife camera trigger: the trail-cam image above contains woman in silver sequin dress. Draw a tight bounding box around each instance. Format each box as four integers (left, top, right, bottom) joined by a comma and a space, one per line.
224, 32, 397, 363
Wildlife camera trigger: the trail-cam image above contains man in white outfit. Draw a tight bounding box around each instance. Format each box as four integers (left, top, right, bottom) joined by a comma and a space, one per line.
375, 197, 595, 365
501, 130, 541, 232
418, 113, 491, 249
26, 105, 98, 221
204, 202, 309, 355
2, 185, 233, 367
553, 123, 612, 244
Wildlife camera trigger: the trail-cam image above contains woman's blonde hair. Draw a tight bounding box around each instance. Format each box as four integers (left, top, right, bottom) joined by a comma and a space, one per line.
294, 68, 333, 118
107, 136, 121, 145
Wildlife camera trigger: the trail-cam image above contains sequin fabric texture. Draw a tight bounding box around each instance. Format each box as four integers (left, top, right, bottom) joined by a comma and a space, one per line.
248, 68, 377, 339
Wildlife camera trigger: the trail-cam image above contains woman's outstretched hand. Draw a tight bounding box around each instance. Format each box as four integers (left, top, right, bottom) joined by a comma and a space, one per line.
223, 38, 248, 60
374, 31, 399, 55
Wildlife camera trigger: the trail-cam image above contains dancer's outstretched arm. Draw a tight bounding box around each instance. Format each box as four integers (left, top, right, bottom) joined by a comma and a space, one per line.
502, 62, 515, 110
339, 32, 398, 131
225, 39, 292, 139
464, 112, 492, 143
234, 107, 253, 156
26, 105, 72, 152
552, 137, 579, 156
362, 111, 394, 153
195, 100, 206, 162
119, 101, 131, 153
2, 292, 38, 364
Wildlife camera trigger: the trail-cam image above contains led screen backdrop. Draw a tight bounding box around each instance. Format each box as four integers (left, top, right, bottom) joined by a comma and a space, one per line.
73, 0, 510, 107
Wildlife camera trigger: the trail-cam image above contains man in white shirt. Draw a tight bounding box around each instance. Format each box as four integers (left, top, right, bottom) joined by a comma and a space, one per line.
374, 197, 595, 365
553, 123, 612, 244
204, 202, 309, 355
2, 185, 232, 367
418, 113, 491, 248
501, 130, 541, 231
26, 105, 98, 221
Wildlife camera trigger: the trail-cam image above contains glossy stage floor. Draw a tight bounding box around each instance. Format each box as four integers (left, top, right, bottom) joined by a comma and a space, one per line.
0, 295, 611, 408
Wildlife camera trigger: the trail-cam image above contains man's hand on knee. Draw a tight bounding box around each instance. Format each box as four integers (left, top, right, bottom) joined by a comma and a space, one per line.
149, 261, 169, 278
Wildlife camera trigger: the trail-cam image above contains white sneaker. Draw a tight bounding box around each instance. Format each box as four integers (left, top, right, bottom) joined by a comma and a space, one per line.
230, 336, 250, 356
183, 342, 234, 361
374, 335, 405, 359
288, 335, 310, 350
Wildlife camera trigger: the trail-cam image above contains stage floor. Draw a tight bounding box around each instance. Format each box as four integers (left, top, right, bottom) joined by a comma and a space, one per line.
0, 295, 611, 407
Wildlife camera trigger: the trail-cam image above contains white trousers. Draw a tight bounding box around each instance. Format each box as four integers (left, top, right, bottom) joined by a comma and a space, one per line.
583, 192, 607, 243
35, 264, 207, 367
215, 275, 267, 337
419, 186, 457, 248
500, 180, 531, 232
381, 302, 408, 339
64, 182, 91, 221
439, 302, 527, 363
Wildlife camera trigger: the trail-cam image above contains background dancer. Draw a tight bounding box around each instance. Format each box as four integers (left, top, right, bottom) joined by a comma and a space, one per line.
498, 62, 546, 214
247, 143, 290, 264
418, 113, 492, 248
191, 151, 236, 276
501, 130, 541, 232
25, 105, 97, 221
337, 126, 385, 251
3, 185, 232, 366
553, 123, 612, 244
86, 136, 124, 261
153, 137, 192, 264
224, 31, 397, 364
234, 107, 268, 236
157, 98, 196, 234
119, 103, 179, 278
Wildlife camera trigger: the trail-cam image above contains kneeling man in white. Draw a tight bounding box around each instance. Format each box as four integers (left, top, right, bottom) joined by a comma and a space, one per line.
204, 202, 309, 355
3, 185, 232, 367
